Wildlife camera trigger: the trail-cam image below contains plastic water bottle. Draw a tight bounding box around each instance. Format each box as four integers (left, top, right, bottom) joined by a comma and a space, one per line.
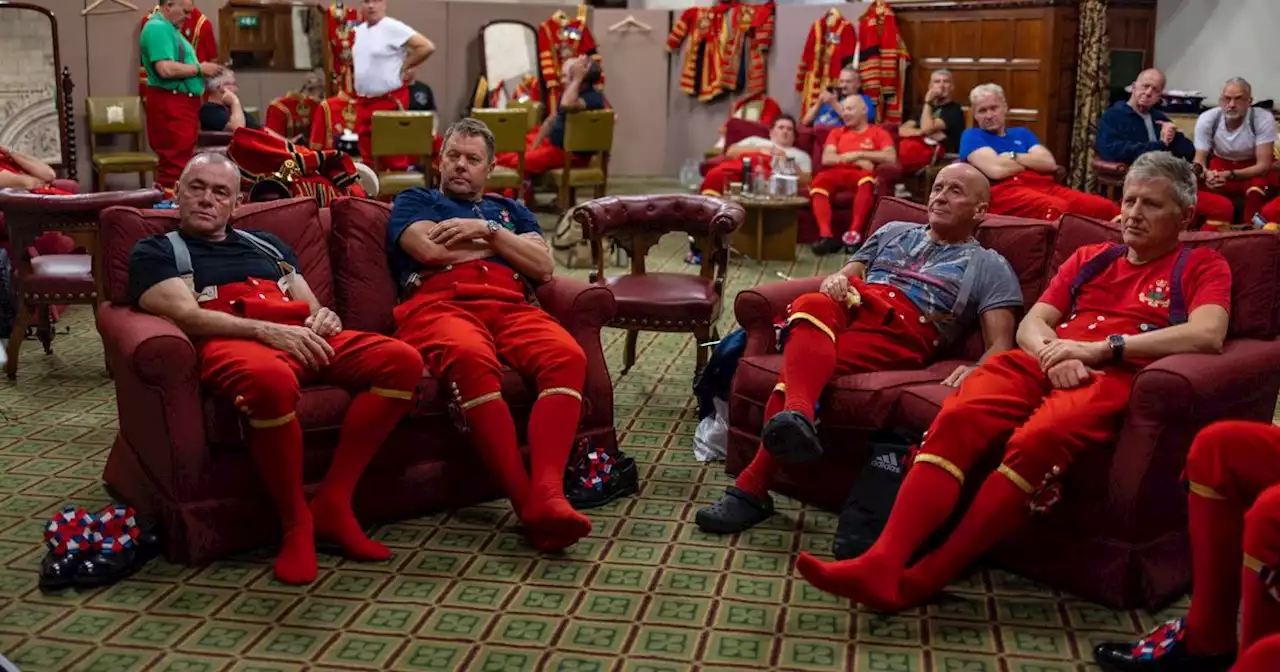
679, 158, 700, 192
1253, 213, 1269, 229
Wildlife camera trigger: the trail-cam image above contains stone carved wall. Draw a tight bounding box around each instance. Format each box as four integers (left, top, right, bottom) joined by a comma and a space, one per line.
0, 9, 62, 166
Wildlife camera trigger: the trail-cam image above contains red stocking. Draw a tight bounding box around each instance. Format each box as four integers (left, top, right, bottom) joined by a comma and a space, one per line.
250, 418, 315, 585
1241, 486, 1280, 651
1182, 489, 1246, 655
734, 389, 785, 498
463, 398, 531, 511
849, 180, 877, 238
522, 392, 592, 550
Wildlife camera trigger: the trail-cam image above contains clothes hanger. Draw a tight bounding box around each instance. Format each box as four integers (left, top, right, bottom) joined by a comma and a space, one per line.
608, 15, 652, 33
81, 0, 138, 16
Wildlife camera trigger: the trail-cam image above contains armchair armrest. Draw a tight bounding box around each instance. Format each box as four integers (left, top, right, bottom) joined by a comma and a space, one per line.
875, 162, 905, 200
734, 277, 823, 356
1129, 338, 1280, 424
536, 276, 617, 432
97, 302, 208, 500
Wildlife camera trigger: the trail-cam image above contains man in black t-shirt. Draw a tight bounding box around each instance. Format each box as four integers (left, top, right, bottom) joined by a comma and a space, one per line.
898, 69, 968, 174
127, 152, 422, 586
199, 70, 269, 135
495, 56, 607, 176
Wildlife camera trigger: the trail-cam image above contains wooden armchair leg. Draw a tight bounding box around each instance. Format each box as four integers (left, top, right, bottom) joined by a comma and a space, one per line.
36, 305, 53, 354
622, 329, 639, 375
693, 325, 713, 373
95, 170, 105, 193
6, 304, 31, 379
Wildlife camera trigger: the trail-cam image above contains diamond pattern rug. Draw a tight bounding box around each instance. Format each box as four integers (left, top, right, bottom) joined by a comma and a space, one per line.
0, 180, 1195, 671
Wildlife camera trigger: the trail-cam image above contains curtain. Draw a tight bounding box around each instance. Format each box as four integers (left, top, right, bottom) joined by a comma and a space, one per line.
1068, 0, 1110, 192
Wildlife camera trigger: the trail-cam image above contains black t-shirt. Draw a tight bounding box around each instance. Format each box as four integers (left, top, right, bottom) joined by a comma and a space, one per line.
408, 82, 435, 112
199, 102, 263, 132
914, 101, 967, 154
127, 229, 301, 304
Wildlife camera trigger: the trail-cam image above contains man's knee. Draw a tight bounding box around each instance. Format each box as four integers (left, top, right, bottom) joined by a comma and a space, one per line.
787, 292, 844, 341
534, 338, 588, 391
370, 339, 424, 394
1244, 485, 1280, 563
232, 359, 302, 424
1185, 420, 1272, 496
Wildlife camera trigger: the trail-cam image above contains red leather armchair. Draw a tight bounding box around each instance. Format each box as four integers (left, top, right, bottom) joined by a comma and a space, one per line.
97, 197, 617, 564
727, 197, 1280, 609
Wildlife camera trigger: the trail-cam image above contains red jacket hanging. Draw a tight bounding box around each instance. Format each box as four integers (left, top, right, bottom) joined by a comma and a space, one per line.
308, 93, 355, 151
266, 93, 320, 142
137, 7, 216, 102
667, 6, 726, 102
858, 3, 911, 124
717, 1, 775, 97
795, 10, 857, 118
537, 6, 603, 112
326, 3, 360, 97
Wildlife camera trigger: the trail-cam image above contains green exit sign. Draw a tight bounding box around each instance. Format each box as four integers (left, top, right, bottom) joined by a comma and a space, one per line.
237, 15, 259, 28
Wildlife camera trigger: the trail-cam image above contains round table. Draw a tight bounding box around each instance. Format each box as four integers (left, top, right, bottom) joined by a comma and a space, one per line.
727, 194, 809, 262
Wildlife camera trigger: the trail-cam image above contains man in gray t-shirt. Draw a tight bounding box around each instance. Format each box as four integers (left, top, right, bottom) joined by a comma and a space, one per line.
698, 163, 1024, 536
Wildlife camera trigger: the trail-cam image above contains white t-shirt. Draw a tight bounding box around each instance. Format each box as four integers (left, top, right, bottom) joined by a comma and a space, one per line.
1194, 108, 1278, 163
735, 136, 813, 174
353, 17, 415, 98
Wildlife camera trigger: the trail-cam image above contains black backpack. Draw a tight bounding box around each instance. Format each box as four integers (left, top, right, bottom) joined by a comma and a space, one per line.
832, 429, 921, 561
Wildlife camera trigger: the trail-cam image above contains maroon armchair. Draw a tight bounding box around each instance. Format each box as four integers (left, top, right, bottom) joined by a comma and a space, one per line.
97, 196, 617, 564
575, 194, 744, 374
727, 196, 1280, 609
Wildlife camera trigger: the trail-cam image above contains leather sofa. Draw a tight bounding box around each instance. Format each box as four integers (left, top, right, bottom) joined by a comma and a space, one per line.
96, 196, 617, 564
727, 196, 1280, 610
700, 118, 904, 244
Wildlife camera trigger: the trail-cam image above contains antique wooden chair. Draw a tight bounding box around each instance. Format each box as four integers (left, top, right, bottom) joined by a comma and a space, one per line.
86, 96, 158, 192
370, 111, 435, 199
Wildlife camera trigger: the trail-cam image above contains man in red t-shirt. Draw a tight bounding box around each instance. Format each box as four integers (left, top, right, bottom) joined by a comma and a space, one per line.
795, 151, 1233, 612
809, 95, 897, 256
0, 146, 69, 194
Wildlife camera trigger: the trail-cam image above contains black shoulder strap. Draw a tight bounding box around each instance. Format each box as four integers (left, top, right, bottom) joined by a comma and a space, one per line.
1066, 243, 1127, 316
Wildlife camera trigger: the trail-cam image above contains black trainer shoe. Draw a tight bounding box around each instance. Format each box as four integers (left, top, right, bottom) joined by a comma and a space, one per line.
811, 237, 844, 256
761, 410, 823, 463
695, 487, 774, 534
566, 456, 639, 510
1093, 618, 1235, 672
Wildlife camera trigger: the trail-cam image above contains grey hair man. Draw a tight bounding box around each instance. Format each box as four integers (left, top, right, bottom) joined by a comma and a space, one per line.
1195, 77, 1278, 224
199, 69, 270, 134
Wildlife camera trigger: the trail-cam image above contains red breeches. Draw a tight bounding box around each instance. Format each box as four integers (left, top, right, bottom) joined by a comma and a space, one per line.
1206, 158, 1278, 223
145, 88, 201, 190
897, 137, 939, 175
809, 166, 878, 238
1260, 196, 1280, 225
355, 87, 411, 172
1237, 634, 1280, 671
988, 173, 1121, 222
494, 137, 591, 176
1196, 190, 1236, 227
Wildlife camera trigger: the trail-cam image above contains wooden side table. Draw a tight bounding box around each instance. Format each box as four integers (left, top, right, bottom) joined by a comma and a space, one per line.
728, 195, 808, 262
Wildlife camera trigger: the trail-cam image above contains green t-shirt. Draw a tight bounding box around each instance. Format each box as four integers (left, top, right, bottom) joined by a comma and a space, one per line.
139, 14, 203, 95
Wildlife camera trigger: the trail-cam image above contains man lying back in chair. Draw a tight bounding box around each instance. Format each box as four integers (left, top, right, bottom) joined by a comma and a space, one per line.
696, 163, 1023, 536
0, 146, 71, 194
128, 152, 423, 584
495, 56, 607, 177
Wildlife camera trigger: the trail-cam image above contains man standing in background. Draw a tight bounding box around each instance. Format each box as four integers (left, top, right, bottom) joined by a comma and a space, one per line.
136, 0, 216, 103
140, 0, 224, 193
352, 0, 435, 170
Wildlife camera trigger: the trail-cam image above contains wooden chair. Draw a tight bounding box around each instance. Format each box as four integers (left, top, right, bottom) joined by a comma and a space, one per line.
540, 109, 614, 212
86, 96, 158, 192
1092, 142, 1128, 203
575, 195, 745, 374
370, 111, 435, 199
471, 108, 529, 193
0, 188, 163, 378
505, 100, 545, 133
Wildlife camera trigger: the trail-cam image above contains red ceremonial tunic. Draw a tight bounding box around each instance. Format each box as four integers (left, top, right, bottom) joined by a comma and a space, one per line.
796, 10, 857, 118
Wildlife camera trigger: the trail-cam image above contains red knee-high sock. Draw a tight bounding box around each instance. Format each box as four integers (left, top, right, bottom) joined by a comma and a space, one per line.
850, 181, 876, 237
1235, 634, 1280, 672
812, 193, 835, 238
734, 390, 785, 498
463, 398, 531, 511
780, 324, 837, 420
1240, 494, 1280, 651
1245, 188, 1267, 223
521, 392, 592, 550
795, 461, 962, 610
250, 418, 316, 585
1182, 492, 1245, 655
898, 469, 1031, 607
311, 392, 412, 562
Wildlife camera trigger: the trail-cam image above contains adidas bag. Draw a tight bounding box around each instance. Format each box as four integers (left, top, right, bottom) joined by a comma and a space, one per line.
832, 429, 920, 561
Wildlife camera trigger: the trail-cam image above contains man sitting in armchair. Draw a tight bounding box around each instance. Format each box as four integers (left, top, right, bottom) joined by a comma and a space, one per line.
699, 115, 811, 196
1194, 78, 1277, 225
802, 66, 877, 127
696, 163, 1023, 535
0, 146, 72, 194
495, 56, 606, 178
809, 95, 897, 255
896, 69, 966, 175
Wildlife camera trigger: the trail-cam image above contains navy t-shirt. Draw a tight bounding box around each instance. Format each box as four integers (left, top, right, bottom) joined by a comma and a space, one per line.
547, 89, 606, 148
385, 187, 543, 288
127, 229, 300, 304
199, 102, 263, 132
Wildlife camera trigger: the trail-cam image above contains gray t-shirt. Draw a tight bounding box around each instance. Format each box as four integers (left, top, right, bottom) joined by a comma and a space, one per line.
1140, 112, 1156, 142
851, 222, 1023, 332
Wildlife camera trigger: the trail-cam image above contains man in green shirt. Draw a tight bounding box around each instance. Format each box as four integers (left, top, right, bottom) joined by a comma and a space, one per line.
140, 0, 223, 191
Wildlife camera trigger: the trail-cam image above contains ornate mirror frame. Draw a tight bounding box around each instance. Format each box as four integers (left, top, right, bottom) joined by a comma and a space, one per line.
476, 19, 539, 108
0, 1, 75, 179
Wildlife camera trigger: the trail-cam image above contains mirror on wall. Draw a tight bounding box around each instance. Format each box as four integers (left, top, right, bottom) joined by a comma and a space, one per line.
478, 20, 540, 107
0, 3, 70, 171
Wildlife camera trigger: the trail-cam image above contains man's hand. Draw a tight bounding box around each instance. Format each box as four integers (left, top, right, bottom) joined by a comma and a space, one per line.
818, 89, 835, 106
819, 273, 851, 302
841, 151, 864, 164
925, 83, 943, 104
1045, 359, 1101, 390
305, 307, 342, 338
769, 145, 787, 157
1037, 337, 1107, 370
220, 89, 239, 107
941, 364, 975, 388
1205, 170, 1228, 189
429, 218, 493, 247
400, 66, 415, 84
257, 322, 335, 370
1158, 121, 1177, 146
200, 62, 224, 77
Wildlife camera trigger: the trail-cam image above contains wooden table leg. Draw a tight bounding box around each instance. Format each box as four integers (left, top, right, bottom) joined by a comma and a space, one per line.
755, 208, 765, 260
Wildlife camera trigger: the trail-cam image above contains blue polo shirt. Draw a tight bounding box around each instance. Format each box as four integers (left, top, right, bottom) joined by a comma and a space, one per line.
959, 127, 1041, 162
386, 187, 542, 287
812, 94, 877, 126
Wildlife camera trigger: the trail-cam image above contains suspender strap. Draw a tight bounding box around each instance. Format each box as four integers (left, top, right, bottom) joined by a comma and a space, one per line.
1168, 246, 1192, 325
165, 229, 286, 293
165, 230, 193, 278
1067, 243, 1128, 317
233, 229, 285, 261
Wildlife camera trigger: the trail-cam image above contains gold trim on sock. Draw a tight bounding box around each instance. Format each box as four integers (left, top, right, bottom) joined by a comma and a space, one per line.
998, 464, 1036, 494
370, 386, 413, 400
701, 189, 721, 196
857, 175, 877, 186
248, 411, 297, 429
537, 387, 582, 401
787, 312, 836, 343
460, 391, 503, 411
810, 187, 830, 198
1189, 481, 1226, 500
914, 453, 965, 485
1245, 554, 1264, 572
772, 382, 786, 394
1247, 186, 1266, 196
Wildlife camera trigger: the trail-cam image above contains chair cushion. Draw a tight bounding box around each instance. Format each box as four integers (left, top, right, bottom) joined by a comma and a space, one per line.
543, 167, 605, 187
893, 381, 957, 434
18, 254, 94, 299
487, 167, 521, 189
604, 273, 718, 328
327, 198, 400, 335
93, 152, 158, 169
377, 172, 425, 197
1091, 157, 1129, 176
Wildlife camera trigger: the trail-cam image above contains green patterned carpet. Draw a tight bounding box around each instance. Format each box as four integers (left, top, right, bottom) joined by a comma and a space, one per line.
0, 180, 1189, 671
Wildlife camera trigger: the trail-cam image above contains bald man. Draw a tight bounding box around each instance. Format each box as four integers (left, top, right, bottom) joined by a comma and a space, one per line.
809, 95, 897, 255
1097, 68, 1234, 227
697, 163, 1024, 535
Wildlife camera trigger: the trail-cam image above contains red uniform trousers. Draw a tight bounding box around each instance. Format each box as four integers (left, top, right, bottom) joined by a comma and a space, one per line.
796, 348, 1134, 611
1259, 196, 1280, 225
734, 284, 940, 499
145, 88, 201, 190
1176, 421, 1280, 655
699, 152, 772, 196
897, 137, 940, 176
392, 260, 591, 550
1194, 190, 1236, 228
1207, 157, 1278, 224
198, 279, 421, 584
355, 86, 412, 172
810, 166, 878, 239
1237, 634, 1280, 671
988, 172, 1121, 222
495, 130, 592, 176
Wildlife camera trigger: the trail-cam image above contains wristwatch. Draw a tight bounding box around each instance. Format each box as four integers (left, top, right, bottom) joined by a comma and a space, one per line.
485, 220, 501, 238
1106, 334, 1126, 363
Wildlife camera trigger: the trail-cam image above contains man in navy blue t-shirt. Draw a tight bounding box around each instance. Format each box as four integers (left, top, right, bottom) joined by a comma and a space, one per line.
388, 117, 592, 552
495, 55, 607, 176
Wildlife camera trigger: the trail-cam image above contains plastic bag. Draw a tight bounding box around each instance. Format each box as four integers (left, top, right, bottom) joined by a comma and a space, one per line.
693, 398, 729, 462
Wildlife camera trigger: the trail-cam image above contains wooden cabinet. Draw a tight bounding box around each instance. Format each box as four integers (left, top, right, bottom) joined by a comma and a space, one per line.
895, 0, 1156, 162
219, 0, 301, 71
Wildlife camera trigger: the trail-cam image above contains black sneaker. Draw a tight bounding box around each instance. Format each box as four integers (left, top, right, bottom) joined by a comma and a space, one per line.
1093, 619, 1235, 672
810, 237, 844, 256
566, 456, 639, 510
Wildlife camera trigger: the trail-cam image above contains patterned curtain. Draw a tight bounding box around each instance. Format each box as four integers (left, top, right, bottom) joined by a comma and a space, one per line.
1068, 0, 1110, 192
